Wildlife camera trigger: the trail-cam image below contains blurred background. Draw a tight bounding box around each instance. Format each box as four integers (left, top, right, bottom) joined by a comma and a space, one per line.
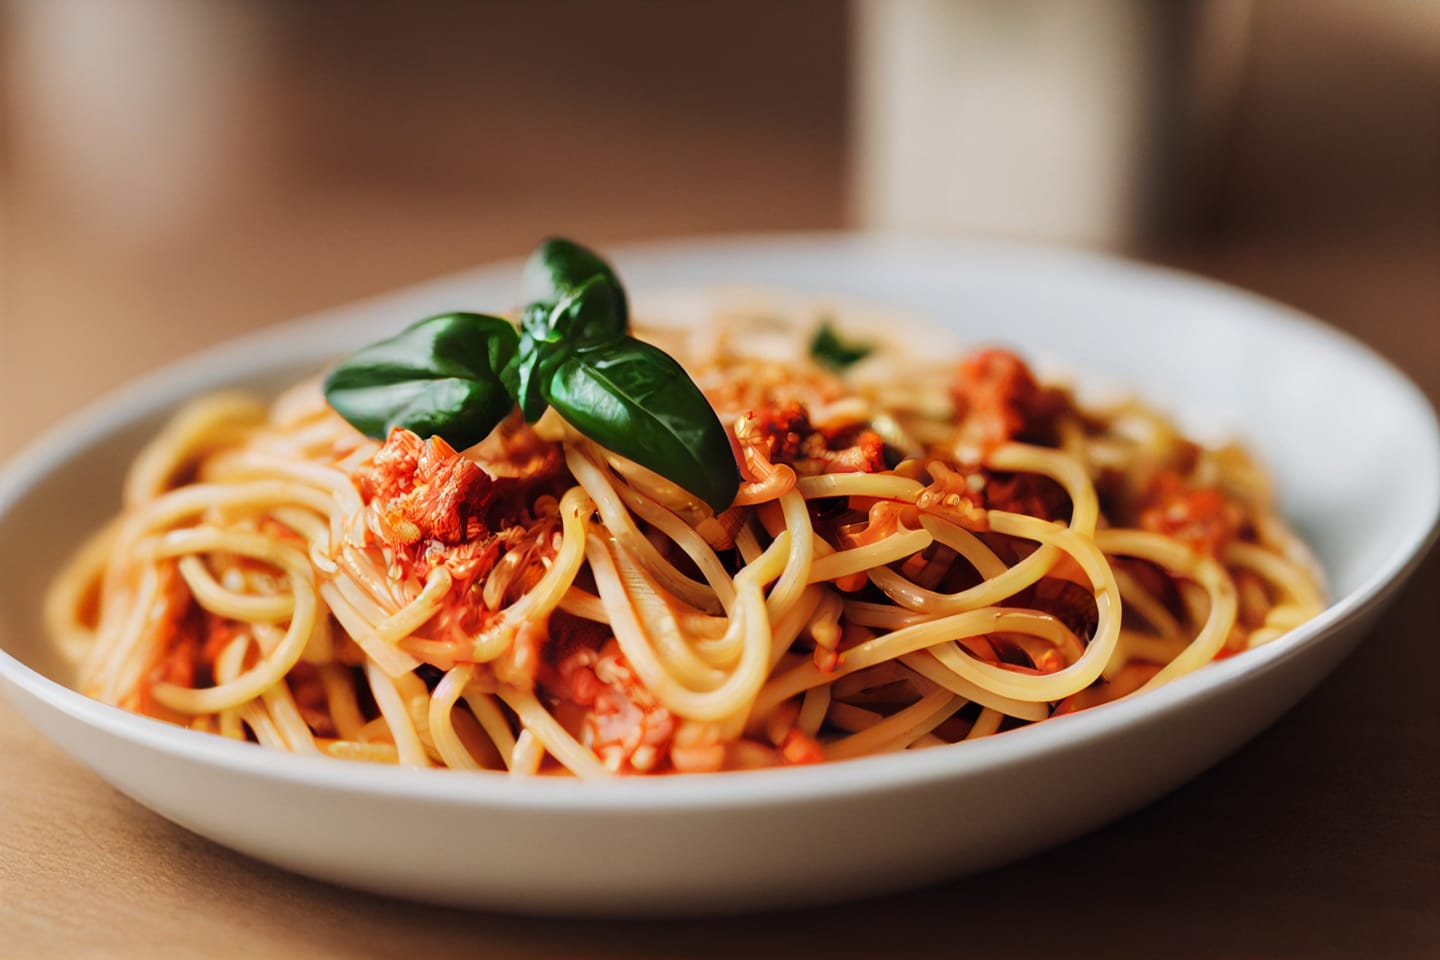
0, 0, 1436, 459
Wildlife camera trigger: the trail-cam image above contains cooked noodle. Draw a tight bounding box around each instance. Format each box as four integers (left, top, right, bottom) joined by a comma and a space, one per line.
49, 307, 1326, 776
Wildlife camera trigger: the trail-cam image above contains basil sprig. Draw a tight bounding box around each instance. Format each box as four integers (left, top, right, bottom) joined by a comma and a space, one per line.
809, 319, 873, 372
323, 238, 740, 513
521, 237, 629, 336
544, 336, 739, 513
323, 312, 519, 452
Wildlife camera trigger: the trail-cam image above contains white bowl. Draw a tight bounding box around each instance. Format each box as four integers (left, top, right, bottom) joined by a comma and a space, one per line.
1, 234, 1436, 914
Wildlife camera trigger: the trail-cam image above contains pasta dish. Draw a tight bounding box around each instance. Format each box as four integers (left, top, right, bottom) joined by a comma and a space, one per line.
49, 239, 1325, 777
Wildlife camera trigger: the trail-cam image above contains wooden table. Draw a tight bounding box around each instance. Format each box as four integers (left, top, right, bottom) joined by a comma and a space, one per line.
2, 233, 1436, 958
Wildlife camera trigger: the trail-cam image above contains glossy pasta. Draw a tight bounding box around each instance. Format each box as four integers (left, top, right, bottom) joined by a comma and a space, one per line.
49, 307, 1326, 776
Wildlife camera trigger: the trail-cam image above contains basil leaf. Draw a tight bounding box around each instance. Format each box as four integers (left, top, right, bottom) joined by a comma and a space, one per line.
324, 312, 519, 450
519, 301, 559, 342
523, 237, 628, 321
809, 320, 873, 372
526, 275, 627, 347
504, 329, 563, 423
321, 238, 741, 512
510, 237, 631, 422
544, 337, 740, 513
522, 238, 628, 343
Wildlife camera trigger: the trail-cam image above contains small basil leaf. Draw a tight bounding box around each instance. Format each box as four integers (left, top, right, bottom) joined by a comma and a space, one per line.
520, 301, 558, 342
809, 320, 873, 372
523, 274, 626, 346
522, 237, 629, 327
560, 274, 630, 345
323, 312, 519, 450
543, 337, 740, 513
505, 330, 562, 423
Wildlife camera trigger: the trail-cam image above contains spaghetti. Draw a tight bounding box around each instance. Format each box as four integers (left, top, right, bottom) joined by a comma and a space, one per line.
49, 304, 1325, 777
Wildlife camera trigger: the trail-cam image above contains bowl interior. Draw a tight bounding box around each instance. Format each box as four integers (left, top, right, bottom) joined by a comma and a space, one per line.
2, 235, 1437, 914
1, 233, 1435, 712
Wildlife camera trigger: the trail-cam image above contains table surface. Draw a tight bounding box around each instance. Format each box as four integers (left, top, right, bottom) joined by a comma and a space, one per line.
2, 229, 1437, 958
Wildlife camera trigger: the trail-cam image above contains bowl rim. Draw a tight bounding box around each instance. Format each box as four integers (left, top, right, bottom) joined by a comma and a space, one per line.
2, 230, 1436, 812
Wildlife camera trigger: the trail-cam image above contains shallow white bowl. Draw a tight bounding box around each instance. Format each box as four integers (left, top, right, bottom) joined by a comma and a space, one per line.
1, 234, 1436, 914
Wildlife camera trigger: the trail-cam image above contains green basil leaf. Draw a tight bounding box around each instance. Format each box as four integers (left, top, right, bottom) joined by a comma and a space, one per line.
522, 238, 628, 343
544, 337, 740, 512
323, 312, 519, 450
509, 238, 631, 424
809, 320, 873, 372
504, 330, 563, 423
519, 301, 559, 342
523, 237, 628, 321
525, 275, 626, 347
